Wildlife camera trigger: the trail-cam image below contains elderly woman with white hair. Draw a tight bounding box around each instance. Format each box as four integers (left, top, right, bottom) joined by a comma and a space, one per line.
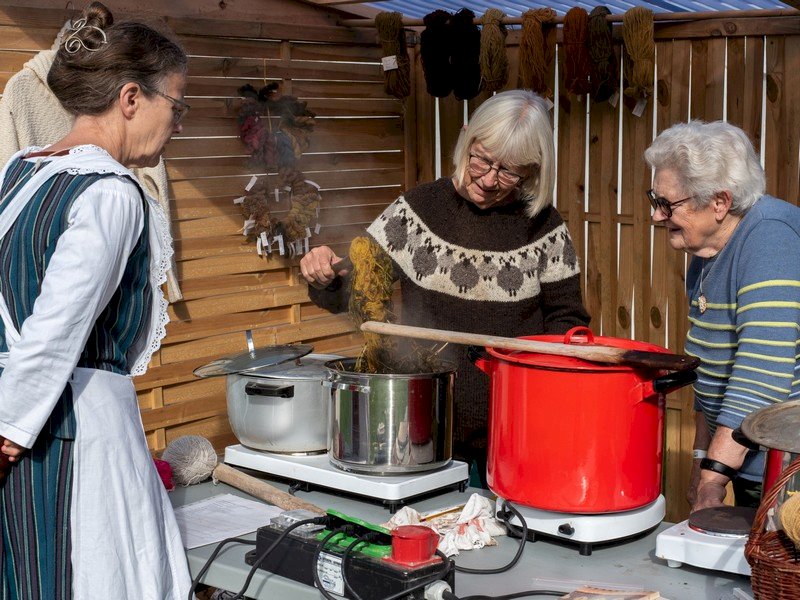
645, 120, 800, 512
301, 89, 590, 484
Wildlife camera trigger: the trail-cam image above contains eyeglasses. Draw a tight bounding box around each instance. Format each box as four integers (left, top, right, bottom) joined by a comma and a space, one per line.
468, 154, 526, 187
144, 86, 190, 124
646, 189, 694, 218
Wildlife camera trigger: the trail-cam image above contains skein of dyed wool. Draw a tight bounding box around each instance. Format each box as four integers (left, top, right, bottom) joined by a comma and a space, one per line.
420, 9, 453, 97
479, 8, 509, 93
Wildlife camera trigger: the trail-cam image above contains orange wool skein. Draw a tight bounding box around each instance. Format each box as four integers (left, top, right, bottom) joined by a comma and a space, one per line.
518, 7, 556, 97
562, 7, 592, 96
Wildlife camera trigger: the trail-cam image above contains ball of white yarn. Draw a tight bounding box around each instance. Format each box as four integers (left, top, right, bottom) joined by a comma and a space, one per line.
161, 435, 218, 486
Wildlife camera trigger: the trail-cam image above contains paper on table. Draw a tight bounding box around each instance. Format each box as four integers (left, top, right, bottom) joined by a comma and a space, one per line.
173, 493, 283, 549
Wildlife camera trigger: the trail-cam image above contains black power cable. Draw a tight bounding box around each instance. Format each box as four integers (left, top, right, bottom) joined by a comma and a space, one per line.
230, 515, 329, 600
453, 500, 528, 575
312, 526, 354, 600
188, 537, 256, 600
339, 532, 454, 600
341, 532, 380, 600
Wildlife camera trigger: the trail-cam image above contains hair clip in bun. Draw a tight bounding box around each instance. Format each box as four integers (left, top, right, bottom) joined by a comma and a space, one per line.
64, 17, 108, 54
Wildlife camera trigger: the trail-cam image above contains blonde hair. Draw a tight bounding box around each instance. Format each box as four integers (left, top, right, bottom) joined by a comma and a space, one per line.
452, 89, 555, 218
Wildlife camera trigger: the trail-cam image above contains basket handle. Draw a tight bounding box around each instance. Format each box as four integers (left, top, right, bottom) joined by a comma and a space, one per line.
751, 455, 800, 535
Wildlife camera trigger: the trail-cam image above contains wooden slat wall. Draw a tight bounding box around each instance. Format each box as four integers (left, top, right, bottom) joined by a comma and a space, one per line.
419, 19, 800, 522
0, 4, 401, 452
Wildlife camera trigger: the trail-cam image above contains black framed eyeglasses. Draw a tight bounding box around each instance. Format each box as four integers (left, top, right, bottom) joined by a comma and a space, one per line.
468, 154, 525, 187
646, 189, 693, 218
144, 86, 191, 124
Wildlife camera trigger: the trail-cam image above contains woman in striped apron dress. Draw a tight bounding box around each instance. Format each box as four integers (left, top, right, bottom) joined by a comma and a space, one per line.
0, 3, 192, 598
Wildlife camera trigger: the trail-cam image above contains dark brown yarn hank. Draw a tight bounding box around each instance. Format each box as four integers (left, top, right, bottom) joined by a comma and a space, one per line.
420, 9, 452, 98
587, 6, 619, 102
622, 6, 654, 100
375, 11, 411, 99
562, 7, 592, 96
518, 8, 557, 97
450, 8, 481, 101
479, 8, 508, 93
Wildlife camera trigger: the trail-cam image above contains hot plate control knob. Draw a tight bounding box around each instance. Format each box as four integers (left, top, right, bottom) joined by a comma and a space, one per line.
557, 523, 575, 537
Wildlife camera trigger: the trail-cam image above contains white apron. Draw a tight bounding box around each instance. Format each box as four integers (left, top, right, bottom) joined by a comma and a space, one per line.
0, 148, 191, 599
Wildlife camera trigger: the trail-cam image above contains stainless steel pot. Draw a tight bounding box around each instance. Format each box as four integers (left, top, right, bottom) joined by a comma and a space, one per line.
324, 358, 455, 475
194, 343, 340, 455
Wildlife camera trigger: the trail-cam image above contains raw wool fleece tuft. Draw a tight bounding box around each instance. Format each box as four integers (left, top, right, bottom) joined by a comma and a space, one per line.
0, 48, 183, 301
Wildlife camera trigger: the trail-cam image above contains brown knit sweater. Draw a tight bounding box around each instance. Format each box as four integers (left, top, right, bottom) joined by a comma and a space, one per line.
311, 178, 590, 465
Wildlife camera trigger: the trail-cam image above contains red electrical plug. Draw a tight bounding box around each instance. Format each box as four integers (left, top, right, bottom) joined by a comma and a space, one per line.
384, 525, 442, 568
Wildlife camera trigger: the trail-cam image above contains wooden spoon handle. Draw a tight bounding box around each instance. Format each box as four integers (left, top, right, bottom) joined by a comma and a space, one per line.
213, 463, 325, 515
360, 321, 699, 372
307, 256, 353, 290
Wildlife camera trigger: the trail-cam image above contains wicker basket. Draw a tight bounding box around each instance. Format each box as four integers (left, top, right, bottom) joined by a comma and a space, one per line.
745, 456, 800, 600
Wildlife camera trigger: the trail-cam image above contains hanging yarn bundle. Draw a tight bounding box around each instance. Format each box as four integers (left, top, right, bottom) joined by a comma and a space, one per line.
449, 8, 481, 101
235, 83, 322, 255
479, 8, 509, 93
347, 236, 397, 373
518, 8, 557, 98
375, 12, 411, 100
622, 6, 655, 101
587, 6, 619, 102
420, 9, 453, 98
562, 7, 592, 97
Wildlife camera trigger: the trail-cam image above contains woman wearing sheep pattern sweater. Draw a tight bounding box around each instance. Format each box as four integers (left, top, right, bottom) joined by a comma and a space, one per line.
303, 90, 589, 482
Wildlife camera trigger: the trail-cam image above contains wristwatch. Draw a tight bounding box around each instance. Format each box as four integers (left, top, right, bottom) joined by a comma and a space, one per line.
699, 457, 738, 480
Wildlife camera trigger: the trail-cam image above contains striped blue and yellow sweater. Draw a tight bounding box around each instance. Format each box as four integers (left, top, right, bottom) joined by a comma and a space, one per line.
685, 196, 800, 480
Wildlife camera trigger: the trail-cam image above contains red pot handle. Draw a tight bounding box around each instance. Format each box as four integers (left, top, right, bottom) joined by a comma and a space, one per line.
563, 326, 595, 345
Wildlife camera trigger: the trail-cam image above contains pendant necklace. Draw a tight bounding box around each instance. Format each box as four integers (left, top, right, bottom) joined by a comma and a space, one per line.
697, 259, 711, 314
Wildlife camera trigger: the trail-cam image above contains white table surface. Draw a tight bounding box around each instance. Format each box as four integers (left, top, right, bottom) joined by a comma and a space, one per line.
171, 476, 753, 600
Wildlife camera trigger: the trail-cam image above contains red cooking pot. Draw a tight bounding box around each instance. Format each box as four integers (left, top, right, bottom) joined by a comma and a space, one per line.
472, 326, 697, 514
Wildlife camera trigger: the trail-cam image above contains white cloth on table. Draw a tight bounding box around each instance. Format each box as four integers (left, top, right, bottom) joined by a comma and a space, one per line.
383, 493, 506, 557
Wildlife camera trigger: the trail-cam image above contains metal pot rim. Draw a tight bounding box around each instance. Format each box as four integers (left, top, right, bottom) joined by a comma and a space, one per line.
323, 357, 457, 379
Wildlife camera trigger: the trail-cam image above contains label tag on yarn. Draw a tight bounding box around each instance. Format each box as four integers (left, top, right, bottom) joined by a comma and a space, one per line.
233, 196, 245, 205
274, 234, 285, 255
256, 237, 263, 256
274, 188, 281, 202
305, 227, 312, 238
632, 97, 648, 117
241, 218, 255, 235
381, 55, 399, 71
260, 232, 269, 248
314, 222, 321, 235
245, 175, 258, 191
544, 98, 555, 111
304, 237, 310, 254
609, 91, 620, 108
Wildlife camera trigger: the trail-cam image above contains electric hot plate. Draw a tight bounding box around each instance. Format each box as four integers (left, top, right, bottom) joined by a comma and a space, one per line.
656, 505, 756, 575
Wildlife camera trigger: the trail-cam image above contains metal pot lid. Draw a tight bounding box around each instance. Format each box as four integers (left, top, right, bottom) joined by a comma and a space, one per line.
193, 344, 314, 378
741, 400, 800, 453
242, 354, 342, 380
